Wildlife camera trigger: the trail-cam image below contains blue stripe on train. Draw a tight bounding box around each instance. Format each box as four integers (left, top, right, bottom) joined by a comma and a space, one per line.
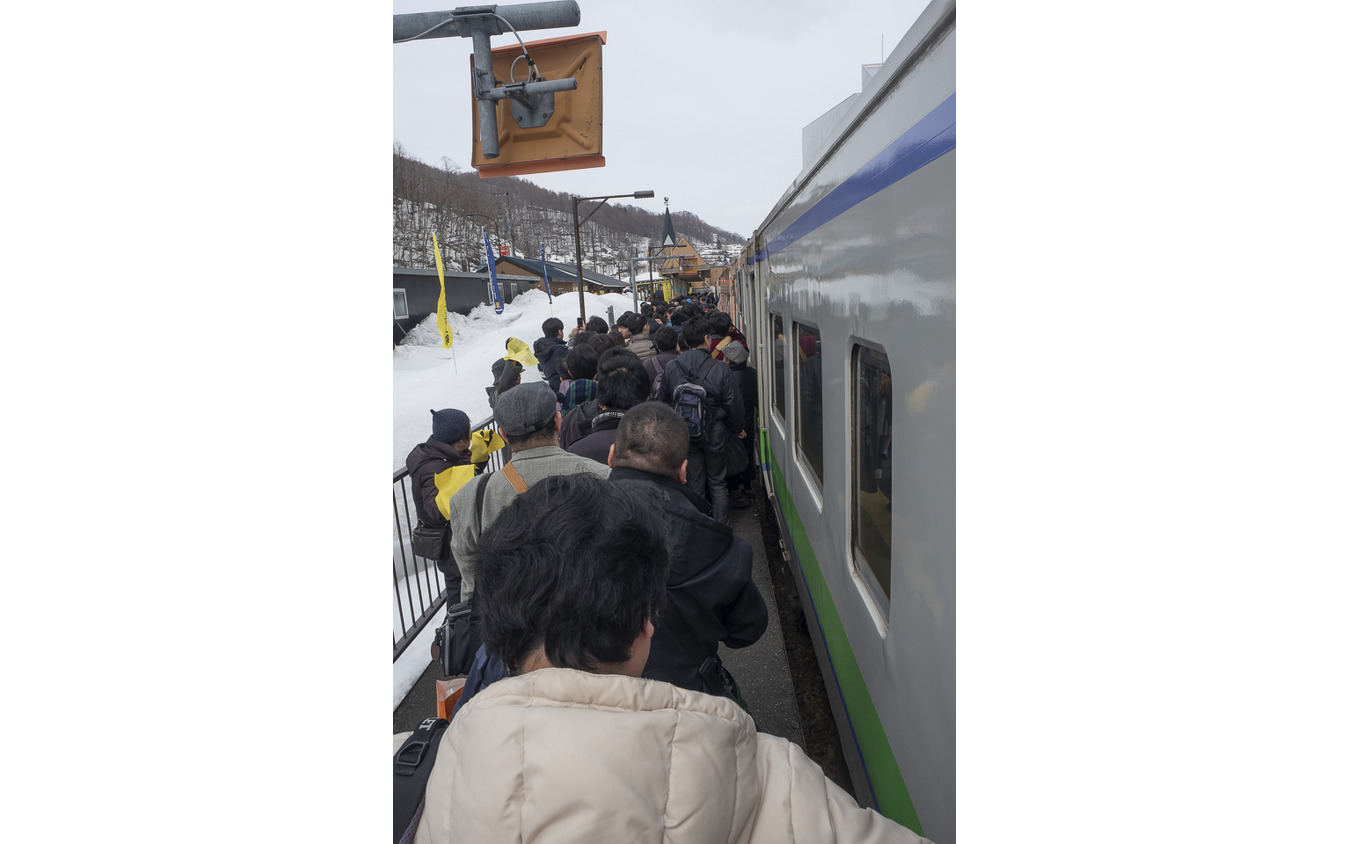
766, 92, 955, 257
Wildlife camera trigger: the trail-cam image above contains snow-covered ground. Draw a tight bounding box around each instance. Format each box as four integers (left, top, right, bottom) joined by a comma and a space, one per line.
393, 288, 640, 471
392, 287, 640, 706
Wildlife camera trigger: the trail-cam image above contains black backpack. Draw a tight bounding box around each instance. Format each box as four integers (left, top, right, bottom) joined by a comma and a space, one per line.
394, 717, 450, 843
670, 357, 717, 439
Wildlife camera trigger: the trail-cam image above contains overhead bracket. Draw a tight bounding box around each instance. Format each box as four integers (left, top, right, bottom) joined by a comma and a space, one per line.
393, 2, 583, 158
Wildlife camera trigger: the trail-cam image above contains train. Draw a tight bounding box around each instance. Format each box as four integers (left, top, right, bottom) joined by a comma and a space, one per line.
727, 0, 955, 840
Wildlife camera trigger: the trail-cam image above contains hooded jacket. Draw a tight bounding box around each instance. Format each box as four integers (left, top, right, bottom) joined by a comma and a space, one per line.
610, 466, 767, 692
532, 335, 569, 391
398, 669, 928, 844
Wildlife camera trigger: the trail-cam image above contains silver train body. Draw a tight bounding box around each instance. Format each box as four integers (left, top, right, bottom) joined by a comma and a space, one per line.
730, 1, 955, 839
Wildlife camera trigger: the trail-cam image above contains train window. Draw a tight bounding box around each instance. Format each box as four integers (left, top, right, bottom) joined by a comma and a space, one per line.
393, 289, 409, 319
771, 312, 786, 421
852, 344, 892, 601
794, 321, 824, 483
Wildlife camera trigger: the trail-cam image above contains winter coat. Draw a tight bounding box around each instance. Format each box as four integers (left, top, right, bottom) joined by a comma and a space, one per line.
610, 467, 767, 692
626, 333, 657, 360
397, 668, 928, 844
661, 348, 747, 435
487, 358, 523, 409
557, 399, 603, 450
563, 407, 626, 465
532, 335, 569, 391
642, 350, 679, 392
447, 446, 609, 600
404, 439, 474, 527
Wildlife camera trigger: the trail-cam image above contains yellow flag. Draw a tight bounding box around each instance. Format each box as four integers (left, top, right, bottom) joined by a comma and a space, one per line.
469, 429, 506, 464
433, 233, 453, 349
432, 464, 477, 519
504, 336, 539, 367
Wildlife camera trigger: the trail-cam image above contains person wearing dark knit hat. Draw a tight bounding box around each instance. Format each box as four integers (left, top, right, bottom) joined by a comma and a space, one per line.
431, 408, 471, 445
446, 381, 609, 601
406, 408, 477, 602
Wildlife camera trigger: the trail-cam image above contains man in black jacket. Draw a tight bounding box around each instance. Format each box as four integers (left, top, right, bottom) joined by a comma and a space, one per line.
659, 315, 746, 524
532, 317, 569, 392
607, 403, 768, 698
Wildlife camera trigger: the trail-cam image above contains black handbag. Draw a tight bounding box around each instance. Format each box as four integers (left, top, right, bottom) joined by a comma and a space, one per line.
430, 600, 482, 677
411, 520, 450, 561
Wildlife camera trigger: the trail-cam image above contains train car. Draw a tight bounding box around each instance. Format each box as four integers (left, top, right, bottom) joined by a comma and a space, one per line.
740, 0, 955, 840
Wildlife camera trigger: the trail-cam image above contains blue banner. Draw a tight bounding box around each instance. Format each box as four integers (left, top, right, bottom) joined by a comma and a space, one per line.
483, 227, 503, 315
540, 244, 552, 304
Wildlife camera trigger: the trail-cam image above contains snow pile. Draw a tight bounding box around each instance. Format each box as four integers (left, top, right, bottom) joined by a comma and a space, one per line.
393, 288, 639, 471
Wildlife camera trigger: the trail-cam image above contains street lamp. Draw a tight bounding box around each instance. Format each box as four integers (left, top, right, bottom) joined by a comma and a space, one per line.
572, 190, 655, 324
465, 213, 502, 259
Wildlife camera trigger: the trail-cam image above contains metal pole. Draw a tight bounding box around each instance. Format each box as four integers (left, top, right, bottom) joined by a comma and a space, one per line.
471, 29, 499, 159
393, 2, 581, 43
630, 256, 639, 313
572, 197, 586, 325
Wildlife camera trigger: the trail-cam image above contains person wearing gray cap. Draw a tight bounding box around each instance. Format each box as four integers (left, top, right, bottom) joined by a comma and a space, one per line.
445, 381, 610, 602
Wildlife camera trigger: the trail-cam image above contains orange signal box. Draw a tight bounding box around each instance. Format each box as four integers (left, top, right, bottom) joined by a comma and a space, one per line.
472, 31, 606, 179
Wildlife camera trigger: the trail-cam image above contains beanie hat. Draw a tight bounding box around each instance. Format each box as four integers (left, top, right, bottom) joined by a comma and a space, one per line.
430, 408, 471, 444
722, 340, 749, 366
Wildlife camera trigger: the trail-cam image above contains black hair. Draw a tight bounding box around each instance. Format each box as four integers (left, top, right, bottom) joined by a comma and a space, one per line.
682, 316, 711, 349
587, 334, 618, 354
620, 313, 644, 334
475, 474, 670, 675
709, 311, 732, 336
563, 344, 599, 381
651, 325, 677, 353
612, 402, 688, 477
595, 348, 651, 411
542, 317, 564, 337
586, 316, 610, 335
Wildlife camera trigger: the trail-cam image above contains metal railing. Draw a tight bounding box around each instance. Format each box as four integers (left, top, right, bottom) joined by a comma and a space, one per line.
393, 415, 508, 660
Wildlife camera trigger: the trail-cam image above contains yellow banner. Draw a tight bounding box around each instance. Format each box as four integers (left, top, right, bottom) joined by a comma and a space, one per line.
433, 233, 453, 349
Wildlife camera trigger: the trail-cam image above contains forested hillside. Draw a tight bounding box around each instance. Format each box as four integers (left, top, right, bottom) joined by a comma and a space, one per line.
393, 144, 745, 278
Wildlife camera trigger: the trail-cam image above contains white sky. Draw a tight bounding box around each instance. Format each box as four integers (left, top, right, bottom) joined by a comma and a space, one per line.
394, 0, 928, 238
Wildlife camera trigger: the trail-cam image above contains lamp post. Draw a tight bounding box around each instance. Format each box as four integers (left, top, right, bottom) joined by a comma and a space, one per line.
572, 190, 655, 325
465, 213, 502, 258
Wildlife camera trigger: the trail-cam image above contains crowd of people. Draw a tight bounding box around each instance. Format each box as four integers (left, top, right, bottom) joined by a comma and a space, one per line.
397, 295, 928, 843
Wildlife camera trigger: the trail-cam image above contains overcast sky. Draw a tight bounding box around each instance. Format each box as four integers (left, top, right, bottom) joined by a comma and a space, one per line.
393, 0, 928, 239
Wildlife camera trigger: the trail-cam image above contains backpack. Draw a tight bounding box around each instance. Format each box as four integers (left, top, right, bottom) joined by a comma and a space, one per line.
394, 717, 450, 843
670, 357, 717, 439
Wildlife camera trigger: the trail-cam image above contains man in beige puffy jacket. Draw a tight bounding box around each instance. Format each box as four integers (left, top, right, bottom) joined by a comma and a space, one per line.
396, 473, 930, 844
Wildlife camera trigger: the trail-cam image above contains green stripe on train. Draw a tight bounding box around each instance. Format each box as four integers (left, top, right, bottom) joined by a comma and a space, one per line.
767, 447, 925, 837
